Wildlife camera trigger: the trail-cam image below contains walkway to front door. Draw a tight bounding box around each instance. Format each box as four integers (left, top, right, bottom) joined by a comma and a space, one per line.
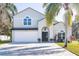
0, 43, 76, 56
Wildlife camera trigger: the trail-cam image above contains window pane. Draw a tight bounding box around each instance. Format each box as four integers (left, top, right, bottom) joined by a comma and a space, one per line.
24, 22, 27, 25
28, 21, 31, 25
28, 19, 31, 21
24, 21, 27, 25
24, 19, 27, 21
24, 19, 27, 25
28, 19, 31, 25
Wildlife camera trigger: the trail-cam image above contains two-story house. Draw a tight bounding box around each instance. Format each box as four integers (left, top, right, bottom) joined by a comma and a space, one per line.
12, 7, 65, 43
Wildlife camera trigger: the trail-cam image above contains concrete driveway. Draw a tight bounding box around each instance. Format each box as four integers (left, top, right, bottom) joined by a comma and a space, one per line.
0, 43, 76, 56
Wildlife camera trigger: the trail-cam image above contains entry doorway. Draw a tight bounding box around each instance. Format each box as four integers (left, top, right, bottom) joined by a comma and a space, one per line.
42, 32, 48, 42
58, 31, 65, 42
42, 27, 49, 42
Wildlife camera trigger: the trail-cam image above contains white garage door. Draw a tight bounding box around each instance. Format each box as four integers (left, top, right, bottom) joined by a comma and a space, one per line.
12, 30, 38, 43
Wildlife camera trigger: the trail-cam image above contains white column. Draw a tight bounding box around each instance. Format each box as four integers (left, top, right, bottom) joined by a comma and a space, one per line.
49, 25, 53, 39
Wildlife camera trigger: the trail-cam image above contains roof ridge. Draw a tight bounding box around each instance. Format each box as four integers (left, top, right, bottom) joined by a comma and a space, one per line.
14, 7, 44, 16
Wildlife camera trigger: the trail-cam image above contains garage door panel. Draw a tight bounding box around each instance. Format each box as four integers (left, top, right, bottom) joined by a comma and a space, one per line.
12, 30, 38, 43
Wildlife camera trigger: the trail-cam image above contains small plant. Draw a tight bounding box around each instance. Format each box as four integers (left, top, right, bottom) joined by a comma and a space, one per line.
50, 39, 53, 42
38, 38, 41, 43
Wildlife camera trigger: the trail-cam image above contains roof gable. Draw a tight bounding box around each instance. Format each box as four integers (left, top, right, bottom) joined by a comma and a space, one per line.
14, 7, 44, 17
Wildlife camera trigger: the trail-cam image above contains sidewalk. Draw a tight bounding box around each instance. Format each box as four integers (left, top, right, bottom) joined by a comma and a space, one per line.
0, 43, 76, 56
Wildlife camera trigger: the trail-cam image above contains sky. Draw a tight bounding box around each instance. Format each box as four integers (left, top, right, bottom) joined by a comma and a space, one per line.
14, 3, 44, 13
14, 3, 76, 22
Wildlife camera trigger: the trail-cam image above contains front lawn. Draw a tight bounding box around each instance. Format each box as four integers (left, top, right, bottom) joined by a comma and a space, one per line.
0, 40, 11, 45
57, 41, 79, 56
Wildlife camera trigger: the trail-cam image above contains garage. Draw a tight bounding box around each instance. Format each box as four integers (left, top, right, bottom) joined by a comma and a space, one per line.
12, 30, 38, 43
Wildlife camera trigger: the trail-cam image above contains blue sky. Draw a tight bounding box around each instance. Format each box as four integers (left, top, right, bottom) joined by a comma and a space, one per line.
14, 3, 44, 13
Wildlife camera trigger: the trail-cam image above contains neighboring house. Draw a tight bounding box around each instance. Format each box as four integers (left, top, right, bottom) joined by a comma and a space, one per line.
12, 7, 65, 43
53, 22, 65, 42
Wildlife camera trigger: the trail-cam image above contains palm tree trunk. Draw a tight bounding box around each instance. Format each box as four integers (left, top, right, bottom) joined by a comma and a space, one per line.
64, 25, 72, 47
63, 3, 69, 47
64, 15, 68, 47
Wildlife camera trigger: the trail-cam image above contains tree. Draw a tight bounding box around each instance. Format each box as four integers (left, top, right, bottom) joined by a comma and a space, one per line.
43, 3, 79, 47
0, 3, 17, 36
63, 3, 73, 47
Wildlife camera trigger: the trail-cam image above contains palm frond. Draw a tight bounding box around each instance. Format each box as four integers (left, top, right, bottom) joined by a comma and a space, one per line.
5, 9, 12, 22
43, 3, 48, 8
45, 3, 61, 26
5, 3, 17, 16
75, 15, 79, 22
71, 3, 79, 13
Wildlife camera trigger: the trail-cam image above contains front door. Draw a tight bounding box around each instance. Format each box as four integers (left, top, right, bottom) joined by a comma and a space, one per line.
42, 32, 48, 42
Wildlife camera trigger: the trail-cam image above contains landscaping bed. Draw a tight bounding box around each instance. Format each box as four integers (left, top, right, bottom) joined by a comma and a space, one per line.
57, 41, 79, 56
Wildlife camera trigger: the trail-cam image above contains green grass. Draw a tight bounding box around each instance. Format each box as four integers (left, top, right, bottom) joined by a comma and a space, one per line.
0, 40, 11, 45
57, 41, 79, 56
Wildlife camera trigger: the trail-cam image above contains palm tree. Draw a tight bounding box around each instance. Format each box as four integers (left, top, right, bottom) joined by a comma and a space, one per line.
75, 3, 79, 23
0, 3, 17, 40
63, 3, 73, 47
43, 3, 79, 47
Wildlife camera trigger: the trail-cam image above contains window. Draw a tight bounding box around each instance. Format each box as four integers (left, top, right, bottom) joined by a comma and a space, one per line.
28, 19, 31, 25
24, 16, 31, 25
63, 33, 65, 39
24, 19, 27, 25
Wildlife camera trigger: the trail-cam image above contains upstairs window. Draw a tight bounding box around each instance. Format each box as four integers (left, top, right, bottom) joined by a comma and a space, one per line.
28, 19, 31, 25
24, 16, 31, 25
24, 19, 27, 25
